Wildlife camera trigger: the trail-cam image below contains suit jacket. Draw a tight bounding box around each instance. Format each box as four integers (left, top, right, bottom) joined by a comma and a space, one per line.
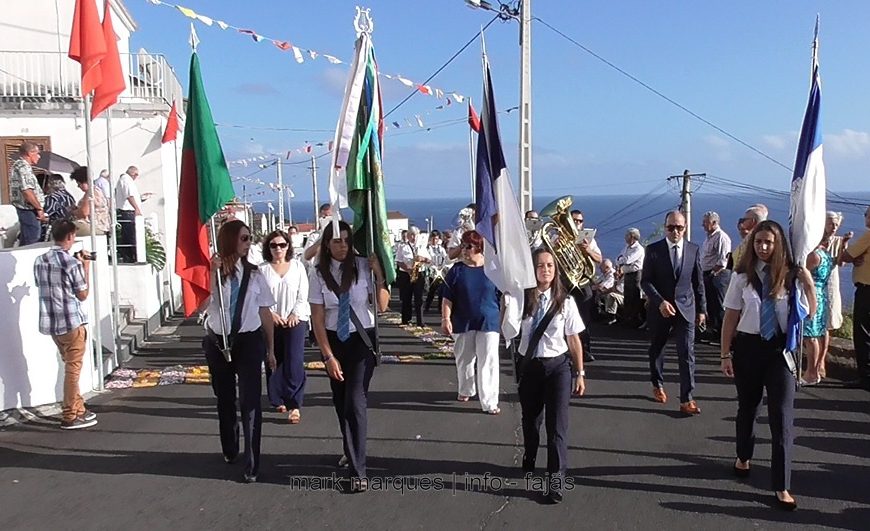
641, 238, 706, 323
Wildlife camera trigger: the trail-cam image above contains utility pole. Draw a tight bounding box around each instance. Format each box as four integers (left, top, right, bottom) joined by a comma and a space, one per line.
276, 160, 285, 230
310, 155, 319, 225
668, 170, 705, 242
518, 0, 533, 213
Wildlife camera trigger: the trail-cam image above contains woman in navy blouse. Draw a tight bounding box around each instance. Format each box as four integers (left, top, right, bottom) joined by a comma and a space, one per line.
441, 230, 502, 414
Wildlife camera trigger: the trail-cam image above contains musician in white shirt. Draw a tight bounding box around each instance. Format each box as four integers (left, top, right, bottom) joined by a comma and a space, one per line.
309, 220, 389, 492
424, 230, 449, 312
516, 248, 586, 504
616, 227, 645, 326
395, 225, 430, 326
204, 220, 276, 484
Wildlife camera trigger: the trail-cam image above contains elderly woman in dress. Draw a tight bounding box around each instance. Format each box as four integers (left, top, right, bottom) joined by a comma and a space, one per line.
819, 211, 852, 378
260, 229, 309, 424
441, 229, 502, 414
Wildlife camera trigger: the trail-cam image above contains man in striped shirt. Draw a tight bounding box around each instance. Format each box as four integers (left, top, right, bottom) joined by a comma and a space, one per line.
33, 220, 96, 430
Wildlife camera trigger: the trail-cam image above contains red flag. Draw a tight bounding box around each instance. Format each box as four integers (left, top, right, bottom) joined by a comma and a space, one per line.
273, 41, 291, 51
304, 144, 312, 154
161, 101, 179, 143
68, 0, 106, 96
91, 1, 126, 119
468, 101, 481, 132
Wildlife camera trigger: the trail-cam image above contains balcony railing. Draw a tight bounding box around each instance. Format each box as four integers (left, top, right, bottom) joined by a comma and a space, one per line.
0, 51, 182, 108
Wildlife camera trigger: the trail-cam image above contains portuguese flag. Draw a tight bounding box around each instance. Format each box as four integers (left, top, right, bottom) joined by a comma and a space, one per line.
175, 53, 235, 316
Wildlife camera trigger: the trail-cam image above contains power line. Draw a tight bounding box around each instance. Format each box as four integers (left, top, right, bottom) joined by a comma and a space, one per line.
383, 14, 501, 119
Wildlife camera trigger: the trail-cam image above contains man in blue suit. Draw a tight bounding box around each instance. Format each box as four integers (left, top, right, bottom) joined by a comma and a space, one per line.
641, 211, 706, 415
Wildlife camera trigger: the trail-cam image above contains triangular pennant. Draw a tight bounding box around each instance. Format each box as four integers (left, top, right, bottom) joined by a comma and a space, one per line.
308, 50, 318, 60
292, 46, 304, 63
273, 40, 291, 51
177, 6, 197, 19
323, 54, 342, 64
196, 14, 213, 26
216, 20, 229, 30
397, 76, 414, 87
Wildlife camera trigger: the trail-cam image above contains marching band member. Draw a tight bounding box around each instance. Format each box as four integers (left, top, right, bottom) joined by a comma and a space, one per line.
395, 226, 429, 326
447, 205, 475, 260
424, 230, 449, 312
720, 220, 815, 511
309, 220, 389, 492
517, 248, 586, 504
203, 220, 276, 483
569, 209, 601, 362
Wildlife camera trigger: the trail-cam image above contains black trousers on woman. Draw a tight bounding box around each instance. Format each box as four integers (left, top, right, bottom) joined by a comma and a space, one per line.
732, 332, 795, 492
327, 329, 376, 480
518, 354, 571, 493
203, 330, 266, 478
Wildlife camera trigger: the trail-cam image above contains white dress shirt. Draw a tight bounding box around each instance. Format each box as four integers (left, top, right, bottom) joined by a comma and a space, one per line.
517, 290, 586, 358
115, 174, 141, 211
309, 257, 375, 332
260, 260, 310, 321
701, 227, 732, 272
723, 263, 806, 334
617, 241, 645, 273
395, 240, 428, 268
206, 261, 276, 335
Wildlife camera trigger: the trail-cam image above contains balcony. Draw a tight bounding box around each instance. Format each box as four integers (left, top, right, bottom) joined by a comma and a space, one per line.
0, 51, 182, 110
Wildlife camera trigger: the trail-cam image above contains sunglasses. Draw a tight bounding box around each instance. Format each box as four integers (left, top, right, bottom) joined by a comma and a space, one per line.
573, 218, 584, 223
269, 242, 288, 249
666, 225, 686, 232
239, 234, 251, 242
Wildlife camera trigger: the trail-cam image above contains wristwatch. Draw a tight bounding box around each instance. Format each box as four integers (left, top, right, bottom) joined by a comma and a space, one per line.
572, 370, 585, 377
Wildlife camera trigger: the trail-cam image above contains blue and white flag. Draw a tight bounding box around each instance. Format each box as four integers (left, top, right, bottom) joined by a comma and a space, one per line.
474, 51, 535, 340
787, 16, 825, 353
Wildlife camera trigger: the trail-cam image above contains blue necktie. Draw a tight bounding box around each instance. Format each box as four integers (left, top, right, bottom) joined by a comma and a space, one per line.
531, 292, 547, 357
760, 266, 778, 340
337, 291, 351, 342
229, 274, 240, 322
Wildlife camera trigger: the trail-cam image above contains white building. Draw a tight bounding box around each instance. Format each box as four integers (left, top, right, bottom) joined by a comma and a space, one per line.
0, 0, 184, 413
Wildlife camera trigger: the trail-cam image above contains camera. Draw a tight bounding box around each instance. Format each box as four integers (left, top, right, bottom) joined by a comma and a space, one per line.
74, 250, 96, 260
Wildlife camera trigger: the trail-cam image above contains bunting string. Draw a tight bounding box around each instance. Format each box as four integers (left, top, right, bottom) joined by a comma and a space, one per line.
145, 0, 472, 106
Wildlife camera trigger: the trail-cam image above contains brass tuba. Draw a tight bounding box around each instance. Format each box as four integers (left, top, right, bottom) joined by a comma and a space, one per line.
539, 196, 596, 291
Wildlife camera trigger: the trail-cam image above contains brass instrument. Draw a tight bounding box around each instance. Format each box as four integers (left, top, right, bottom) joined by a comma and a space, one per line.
409, 260, 426, 283
539, 196, 596, 291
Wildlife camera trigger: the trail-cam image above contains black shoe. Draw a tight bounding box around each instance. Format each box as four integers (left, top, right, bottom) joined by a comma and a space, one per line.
350, 477, 368, 493
337, 455, 349, 468
243, 473, 257, 483
223, 453, 237, 464
546, 490, 563, 504
82, 410, 97, 422
774, 492, 797, 511
521, 455, 535, 474
733, 461, 750, 478
60, 416, 97, 430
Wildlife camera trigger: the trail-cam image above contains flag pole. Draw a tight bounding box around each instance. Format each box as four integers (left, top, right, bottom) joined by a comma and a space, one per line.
106, 111, 121, 366
83, 95, 105, 390
208, 216, 232, 362
366, 186, 381, 355
468, 97, 476, 203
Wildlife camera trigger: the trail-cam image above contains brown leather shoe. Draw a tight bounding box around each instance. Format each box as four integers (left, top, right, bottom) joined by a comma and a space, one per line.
680, 400, 701, 415
652, 387, 667, 403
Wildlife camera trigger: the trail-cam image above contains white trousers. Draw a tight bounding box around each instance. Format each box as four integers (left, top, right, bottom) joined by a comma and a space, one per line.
453, 330, 500, 411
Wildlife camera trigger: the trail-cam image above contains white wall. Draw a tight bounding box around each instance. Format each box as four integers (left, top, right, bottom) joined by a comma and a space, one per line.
0, 236, 113, 411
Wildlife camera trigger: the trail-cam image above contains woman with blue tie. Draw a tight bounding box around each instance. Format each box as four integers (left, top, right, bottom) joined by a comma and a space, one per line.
516, 248, 586, 504
309, 220, 389, 493
203, 220, 276, 483
720, 220, 815, 510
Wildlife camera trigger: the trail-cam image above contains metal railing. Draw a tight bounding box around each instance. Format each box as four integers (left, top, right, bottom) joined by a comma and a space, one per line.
0, 51, 183, 107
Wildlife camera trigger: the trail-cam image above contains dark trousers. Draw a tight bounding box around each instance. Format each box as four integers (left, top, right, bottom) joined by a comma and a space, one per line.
854, 284, 870, 383
623, 271, 643, 324
327, 329, 376, 479
203, 330, 265, 477
647, 313, 696, 402
15, 208, 41, 246
519, 354, 571, 483
266, 321, 307, 409
703, 270, 731, 336
397, 270, 424, 325
425, 277, 443, 311
571, 285, 594, 355
117, 210, 136, 263
732, 332, 794, 492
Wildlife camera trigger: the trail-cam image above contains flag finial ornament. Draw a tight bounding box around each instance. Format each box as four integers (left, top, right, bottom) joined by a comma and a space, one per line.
354, 6, 374, 37
189, 22, 200, 51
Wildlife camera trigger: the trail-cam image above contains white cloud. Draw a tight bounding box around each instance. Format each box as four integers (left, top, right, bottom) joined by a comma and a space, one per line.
826, 129, 870, 158
761, 132, 796, 151
704, 134, 732, 161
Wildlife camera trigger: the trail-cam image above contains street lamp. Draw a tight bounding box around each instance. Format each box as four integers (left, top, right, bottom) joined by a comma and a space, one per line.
465, 0, 533, 213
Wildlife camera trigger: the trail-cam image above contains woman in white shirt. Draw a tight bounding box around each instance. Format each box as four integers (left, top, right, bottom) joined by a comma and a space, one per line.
260, 230, 310, 424
309, 220, 389, 492
720, 220, 815, 511
204, 220, 276, 484
516, 248, 586, 504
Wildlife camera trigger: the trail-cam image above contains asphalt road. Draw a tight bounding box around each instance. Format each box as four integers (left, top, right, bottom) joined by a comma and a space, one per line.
0, 312, 868, 530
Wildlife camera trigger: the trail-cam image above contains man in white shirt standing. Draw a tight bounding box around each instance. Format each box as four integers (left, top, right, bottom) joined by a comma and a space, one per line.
700, 211, 732, 344
115, 165, 143, 263
616, 227, 645, 327
396, 226, 430, 326
570, 209, 601, 363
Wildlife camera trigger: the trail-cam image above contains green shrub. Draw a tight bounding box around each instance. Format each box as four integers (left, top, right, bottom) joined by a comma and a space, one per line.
831, 312, 853, 340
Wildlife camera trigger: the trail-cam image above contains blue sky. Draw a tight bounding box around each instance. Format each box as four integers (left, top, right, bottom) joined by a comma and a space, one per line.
128, 1, 870, 203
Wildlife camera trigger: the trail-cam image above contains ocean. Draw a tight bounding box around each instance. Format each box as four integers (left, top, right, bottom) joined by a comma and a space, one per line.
281, 192, 870, 306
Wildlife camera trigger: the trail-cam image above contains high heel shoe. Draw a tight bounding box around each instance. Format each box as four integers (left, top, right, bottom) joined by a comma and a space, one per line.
774, 491, 797, 511
732, 458, 750, 478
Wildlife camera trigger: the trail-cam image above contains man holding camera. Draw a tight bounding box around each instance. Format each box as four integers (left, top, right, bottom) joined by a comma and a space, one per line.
33, 220, 97, 430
